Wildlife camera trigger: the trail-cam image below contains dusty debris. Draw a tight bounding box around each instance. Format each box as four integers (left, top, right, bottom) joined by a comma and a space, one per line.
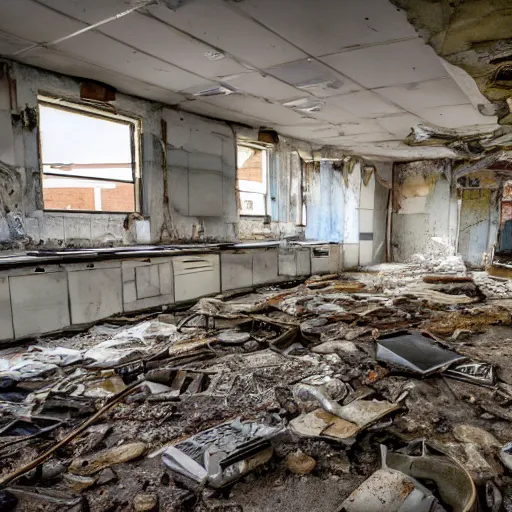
486, 481, 503, 512
133, 492, 159, 512
386, 441, 476, 512
69, 442, 147, 476
285, 450, 316, 475
3, 265, 512, 510
294, 384, 345, 417
341, 445, 446, 512
290, 398, 398, 443
63, 473, 96, 492
421, 304, 512, 336
162, 418, 283, 488
96, 467, 117, 485
453, 424, 501, 447
444, 361, 495, 386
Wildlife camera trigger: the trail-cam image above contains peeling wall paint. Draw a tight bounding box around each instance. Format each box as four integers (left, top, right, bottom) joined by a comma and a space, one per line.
458, 188, 499, 267
240, 141, 306, 240
392, 160, 458, 262
303, 160, 365, 245
372, 162, 391, 264
391, 159, 501, 266
305, 161, 345, 242
344, 161, 362, 245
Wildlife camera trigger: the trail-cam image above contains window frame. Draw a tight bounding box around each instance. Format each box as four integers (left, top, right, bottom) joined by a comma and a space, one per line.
237, 142, 269, 217
37, 94, 142, 214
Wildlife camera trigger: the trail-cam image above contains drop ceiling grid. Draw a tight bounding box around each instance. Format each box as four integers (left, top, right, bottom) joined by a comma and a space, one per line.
4, 0, 355, 126
1, 0, 437, 128
29, 0, 418, 117
0, 0, 497, 153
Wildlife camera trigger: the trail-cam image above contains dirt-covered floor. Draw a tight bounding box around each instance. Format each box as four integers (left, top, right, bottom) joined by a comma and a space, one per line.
2, 261, 512, 511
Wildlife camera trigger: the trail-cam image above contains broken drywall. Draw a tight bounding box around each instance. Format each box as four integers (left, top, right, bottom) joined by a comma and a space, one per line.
391, 0, 512, 123
372, 162, 391, 264
458, 188, 499, 267
392, 160, 458, 262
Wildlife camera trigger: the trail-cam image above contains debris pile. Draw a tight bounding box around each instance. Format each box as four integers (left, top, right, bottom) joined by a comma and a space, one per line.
1, 266, 512, 510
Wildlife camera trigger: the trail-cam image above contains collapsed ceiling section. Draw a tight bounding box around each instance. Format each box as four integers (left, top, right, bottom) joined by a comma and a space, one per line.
390, 0, 512, 124
0, 0, 508, 160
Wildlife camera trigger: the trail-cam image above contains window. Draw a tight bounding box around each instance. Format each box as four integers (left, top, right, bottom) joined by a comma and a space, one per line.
237, 145, 267, 216
38, 98, 140, 213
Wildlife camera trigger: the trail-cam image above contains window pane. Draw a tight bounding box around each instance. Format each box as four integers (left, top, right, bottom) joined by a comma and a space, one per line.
43, 174, 135, 212
42, 164, 133, 182
39, 104, 132, 166
237, 147, 266, 193
39, 104, 136, 212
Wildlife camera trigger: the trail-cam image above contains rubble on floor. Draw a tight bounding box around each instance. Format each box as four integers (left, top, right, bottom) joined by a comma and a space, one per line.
2, 263, 512, 511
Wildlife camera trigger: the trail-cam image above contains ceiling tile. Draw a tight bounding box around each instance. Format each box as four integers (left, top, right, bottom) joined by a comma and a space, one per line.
349, 143, 458, 160
179, 99, 263, 126
416, 104, 498, 129
233, 0, 416, 56
0, 30, 33, 55
147, 1, 306, 69
98, 13, 248, 79
54, 31, 210, 91
376, 78, 470, 112
223, 72, 302, 102
0, 0, 86, 47
321, 39, 448, 88
273, 124, 343, 140
336, 120, 386, 136
320, 132, 397, 148
37, 0, 140, 24
265, 59, 361, 98
202, 94, 311, 126
346, 132, 396, 143
375, 113, 423, 138
307, 102, 359, 124
18, 47, 185, 105
328, 91, 404, 118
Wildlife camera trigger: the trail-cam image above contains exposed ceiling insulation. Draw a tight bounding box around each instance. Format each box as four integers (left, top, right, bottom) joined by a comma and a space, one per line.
0, 0, 502, 160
